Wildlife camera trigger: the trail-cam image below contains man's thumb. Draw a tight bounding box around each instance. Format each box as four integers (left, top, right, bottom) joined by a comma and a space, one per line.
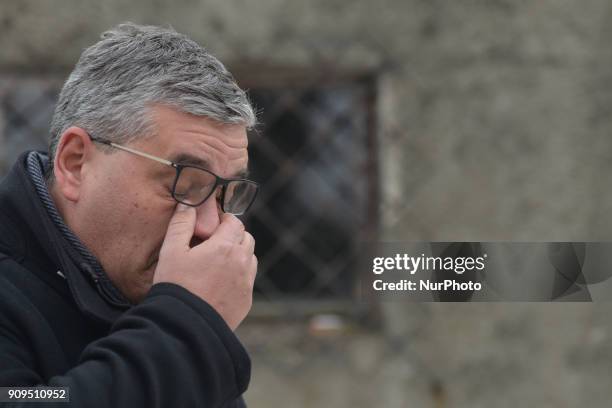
161, 203, 196, 253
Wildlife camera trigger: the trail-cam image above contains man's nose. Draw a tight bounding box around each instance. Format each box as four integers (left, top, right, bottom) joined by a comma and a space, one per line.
193, 195, 222, 241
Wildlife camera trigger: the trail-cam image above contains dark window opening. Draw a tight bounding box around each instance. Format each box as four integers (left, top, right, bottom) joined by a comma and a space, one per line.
243, 77, 379, 301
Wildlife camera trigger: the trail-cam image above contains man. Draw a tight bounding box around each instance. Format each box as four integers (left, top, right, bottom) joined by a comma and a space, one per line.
0, 22, 258, 407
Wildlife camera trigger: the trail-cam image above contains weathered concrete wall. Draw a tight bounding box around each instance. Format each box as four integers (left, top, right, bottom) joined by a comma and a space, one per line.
2, 1, 612, 407
239, 303, 612, 407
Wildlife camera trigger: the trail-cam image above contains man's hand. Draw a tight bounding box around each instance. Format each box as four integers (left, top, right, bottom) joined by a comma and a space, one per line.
153, 204, 257, 330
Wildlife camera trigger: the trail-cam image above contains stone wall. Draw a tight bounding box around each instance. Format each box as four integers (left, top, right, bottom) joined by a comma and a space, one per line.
2, 1, 612, 406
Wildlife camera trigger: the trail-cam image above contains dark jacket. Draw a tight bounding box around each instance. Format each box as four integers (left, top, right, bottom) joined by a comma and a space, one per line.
0, 151, 250, 407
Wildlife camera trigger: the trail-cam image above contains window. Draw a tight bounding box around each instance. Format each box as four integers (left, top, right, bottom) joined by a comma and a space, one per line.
241, 72, 379, 305
0, 77, 60, 175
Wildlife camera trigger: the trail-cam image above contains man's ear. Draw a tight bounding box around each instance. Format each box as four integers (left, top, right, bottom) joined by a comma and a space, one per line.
53, 127, 95, 203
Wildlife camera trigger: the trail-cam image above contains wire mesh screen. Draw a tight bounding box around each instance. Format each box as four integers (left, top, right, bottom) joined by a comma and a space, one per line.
245, 80, 378, 301
0, 78, 60, 175
0, 76, 378, 303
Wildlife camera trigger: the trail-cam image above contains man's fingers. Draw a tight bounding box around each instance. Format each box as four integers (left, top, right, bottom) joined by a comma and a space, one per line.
213, 213, 245, 244
241, 231, 255, 254
160, 203, 196, 253
250, 254, 258, 283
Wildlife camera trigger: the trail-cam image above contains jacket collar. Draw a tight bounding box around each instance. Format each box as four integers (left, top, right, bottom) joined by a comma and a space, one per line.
0, 151, 131, 324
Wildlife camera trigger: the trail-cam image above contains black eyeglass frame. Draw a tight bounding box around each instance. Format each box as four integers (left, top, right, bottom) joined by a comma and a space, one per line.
88, 135, 259, 215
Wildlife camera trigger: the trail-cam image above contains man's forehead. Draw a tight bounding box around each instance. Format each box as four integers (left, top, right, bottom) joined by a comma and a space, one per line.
147, 105, 250, 176
150, 105, 248, 144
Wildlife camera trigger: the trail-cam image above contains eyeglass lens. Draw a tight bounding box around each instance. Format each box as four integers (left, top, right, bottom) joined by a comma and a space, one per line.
173, 166, 257, 215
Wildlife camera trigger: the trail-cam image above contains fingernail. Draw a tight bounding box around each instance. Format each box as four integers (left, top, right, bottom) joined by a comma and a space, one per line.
177, 203, 189, 212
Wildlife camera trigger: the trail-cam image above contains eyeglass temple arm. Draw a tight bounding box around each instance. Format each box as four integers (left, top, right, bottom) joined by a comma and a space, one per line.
93, 138, 174, 167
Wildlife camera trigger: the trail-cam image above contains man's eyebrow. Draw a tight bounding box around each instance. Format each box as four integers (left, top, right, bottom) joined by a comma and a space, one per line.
170, 153, 250, 178
235, 168, 250, 179
169, 153, 211, 169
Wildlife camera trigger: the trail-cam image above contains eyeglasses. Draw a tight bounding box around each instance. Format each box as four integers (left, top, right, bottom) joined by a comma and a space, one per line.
88, 135, 259, 215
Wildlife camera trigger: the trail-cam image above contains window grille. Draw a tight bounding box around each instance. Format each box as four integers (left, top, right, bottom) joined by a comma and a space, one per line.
243, 74, 379, 304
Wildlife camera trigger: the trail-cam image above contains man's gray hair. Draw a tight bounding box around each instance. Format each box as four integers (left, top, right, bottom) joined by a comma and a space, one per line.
47, 22, 255, 178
